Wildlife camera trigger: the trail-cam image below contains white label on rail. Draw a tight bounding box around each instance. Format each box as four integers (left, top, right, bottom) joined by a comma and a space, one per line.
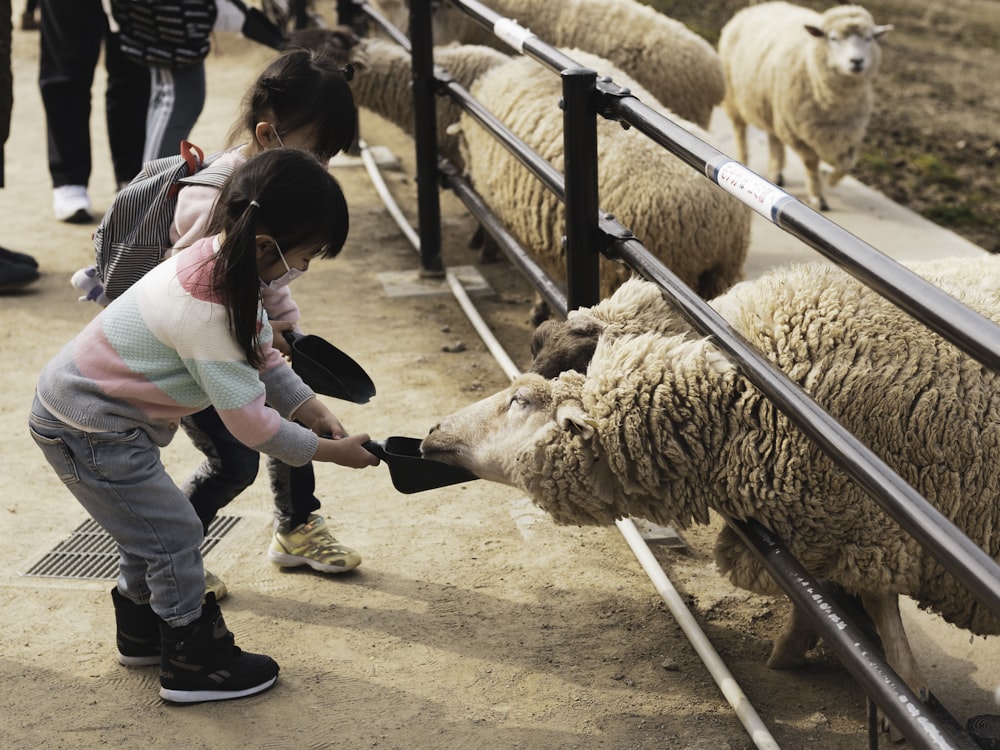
710, 158, 794, 222
493, 18, 534, 52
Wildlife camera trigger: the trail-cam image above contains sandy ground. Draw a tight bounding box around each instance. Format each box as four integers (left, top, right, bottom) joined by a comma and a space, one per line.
1, 19, 997, 750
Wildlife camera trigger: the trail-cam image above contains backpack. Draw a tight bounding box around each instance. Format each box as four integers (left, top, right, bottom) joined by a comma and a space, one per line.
93, 140, 233, 302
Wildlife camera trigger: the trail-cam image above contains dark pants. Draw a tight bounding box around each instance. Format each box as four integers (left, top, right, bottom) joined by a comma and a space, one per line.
180, 406, 322, 534
1, 0, 11, 185
38, 0, 149, 187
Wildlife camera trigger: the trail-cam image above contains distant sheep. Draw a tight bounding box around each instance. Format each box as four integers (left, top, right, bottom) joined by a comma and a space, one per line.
422, 258, 1000, 701
718, 2, 892, 210
349, 37, 510, 168
456, 48, 751, 322
371, 0, 725, 128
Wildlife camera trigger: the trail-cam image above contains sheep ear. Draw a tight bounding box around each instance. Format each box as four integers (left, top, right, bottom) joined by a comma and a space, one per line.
557, 403, 597, 439
874, 24, 893, 38
804, 24, 825, 38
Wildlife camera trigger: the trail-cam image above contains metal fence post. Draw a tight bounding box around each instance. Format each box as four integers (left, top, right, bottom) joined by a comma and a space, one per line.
561, 67, 601, 310
408, 0, 444, 274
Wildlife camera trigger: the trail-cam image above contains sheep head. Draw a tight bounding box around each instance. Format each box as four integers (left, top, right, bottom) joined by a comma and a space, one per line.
285, 26, 369, 71
529, 316, 604, 378
422, 371, 629, 525
804, 6, 892, 78
425, 331, 737, 528
529, 277, 702, 378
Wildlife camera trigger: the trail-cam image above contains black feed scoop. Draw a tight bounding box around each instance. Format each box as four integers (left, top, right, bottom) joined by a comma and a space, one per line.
364, 436, 478, 494
284, 330, 376, 404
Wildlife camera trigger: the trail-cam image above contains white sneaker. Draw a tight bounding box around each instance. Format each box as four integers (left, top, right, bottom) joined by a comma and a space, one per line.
53, 185, 93, 223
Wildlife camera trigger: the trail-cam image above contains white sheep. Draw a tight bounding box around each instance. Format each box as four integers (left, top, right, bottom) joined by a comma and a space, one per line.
349, 37, 511, 169
718, 2, 892, 210
456, 48, 752, 322
421, 258, 1000, 702
370, 0, 724, 128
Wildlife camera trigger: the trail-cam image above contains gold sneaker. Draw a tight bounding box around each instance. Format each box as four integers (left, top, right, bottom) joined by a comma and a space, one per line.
268, 514, 361, 574
204, 569, 228, 602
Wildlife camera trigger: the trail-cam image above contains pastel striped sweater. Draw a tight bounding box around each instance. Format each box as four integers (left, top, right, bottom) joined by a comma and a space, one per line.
36, 237, 320, 466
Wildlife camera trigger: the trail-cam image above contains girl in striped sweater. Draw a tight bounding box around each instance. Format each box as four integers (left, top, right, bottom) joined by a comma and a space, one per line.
29, 148, 377, 704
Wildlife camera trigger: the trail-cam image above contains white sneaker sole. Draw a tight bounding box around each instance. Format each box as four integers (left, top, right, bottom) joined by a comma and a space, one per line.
159, 676, 277, 703
268, 549, 361, 573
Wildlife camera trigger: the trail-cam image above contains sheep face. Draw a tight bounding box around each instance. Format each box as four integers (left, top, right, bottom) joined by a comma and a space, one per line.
805, 7, 892, 78
422, 372, 630, 526
422, 374, 572, 486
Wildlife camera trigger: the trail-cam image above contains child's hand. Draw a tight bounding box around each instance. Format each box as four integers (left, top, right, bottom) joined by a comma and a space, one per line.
314, 432, 380, 468
309, 413, 346, 439
269, 320, 295, 358
292, 397, 342, 436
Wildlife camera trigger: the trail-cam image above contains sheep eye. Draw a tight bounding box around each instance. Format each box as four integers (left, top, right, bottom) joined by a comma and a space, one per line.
508, 391, 530, 409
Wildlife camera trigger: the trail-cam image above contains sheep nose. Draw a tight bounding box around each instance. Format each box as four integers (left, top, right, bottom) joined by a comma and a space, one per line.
850, 58, 865, 72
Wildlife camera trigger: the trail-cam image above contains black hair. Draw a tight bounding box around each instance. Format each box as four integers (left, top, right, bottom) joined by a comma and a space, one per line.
229, 45, 358, 162
206, 148, 350, 369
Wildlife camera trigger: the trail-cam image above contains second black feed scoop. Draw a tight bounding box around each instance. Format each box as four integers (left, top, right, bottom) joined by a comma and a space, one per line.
284, 330, 376, 404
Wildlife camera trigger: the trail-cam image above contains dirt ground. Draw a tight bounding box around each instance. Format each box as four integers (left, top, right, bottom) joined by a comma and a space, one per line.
1, 4, 998, 749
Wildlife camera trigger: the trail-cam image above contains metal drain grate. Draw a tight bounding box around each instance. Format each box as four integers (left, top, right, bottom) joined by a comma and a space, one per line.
19, 515, 242, 580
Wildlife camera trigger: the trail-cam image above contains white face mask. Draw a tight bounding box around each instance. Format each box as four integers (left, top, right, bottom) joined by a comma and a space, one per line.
261, 239, 305, 289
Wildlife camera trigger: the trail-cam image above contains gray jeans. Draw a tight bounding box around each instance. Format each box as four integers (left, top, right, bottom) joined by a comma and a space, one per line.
29, 396, 204, 627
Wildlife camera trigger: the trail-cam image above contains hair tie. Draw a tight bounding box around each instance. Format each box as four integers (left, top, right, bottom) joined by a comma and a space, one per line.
250, 200, 260, 209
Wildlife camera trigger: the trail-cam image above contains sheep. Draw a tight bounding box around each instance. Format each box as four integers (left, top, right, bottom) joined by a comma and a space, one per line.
374, 0, 726, 129
529, 271, 694, 377
455, 48, 752, 323
718, 2, 892, 211
530, 255, 1000, 378
348, 37, 511, 169
421, 257, 1000, 703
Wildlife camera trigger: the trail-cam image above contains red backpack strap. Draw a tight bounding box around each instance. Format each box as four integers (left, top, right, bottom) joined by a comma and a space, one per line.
169, 140, 207, 198
180, 140, 205, 173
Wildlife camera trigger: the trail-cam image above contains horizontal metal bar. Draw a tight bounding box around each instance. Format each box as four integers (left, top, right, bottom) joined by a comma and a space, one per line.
439, 160, 568, 318
611, 94, 1000, 375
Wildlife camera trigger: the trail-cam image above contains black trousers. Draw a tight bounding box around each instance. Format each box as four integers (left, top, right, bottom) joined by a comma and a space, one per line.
1, 0, 11, 186
38, 0, 149, 187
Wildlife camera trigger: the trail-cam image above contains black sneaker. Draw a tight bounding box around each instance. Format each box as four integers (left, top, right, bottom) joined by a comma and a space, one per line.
158, 592, 279, 703
111, 587, 161, 667
0, 257, 39, 293
0, 246, 38, 268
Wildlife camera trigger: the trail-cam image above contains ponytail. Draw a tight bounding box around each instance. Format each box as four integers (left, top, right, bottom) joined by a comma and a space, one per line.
206, 148, 351, 368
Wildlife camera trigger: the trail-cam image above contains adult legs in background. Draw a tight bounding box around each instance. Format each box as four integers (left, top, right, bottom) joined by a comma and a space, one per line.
143, 62, 206, 162
38, 0, 147, 221
103, 24, 149, 185
1, 0, 40, 291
